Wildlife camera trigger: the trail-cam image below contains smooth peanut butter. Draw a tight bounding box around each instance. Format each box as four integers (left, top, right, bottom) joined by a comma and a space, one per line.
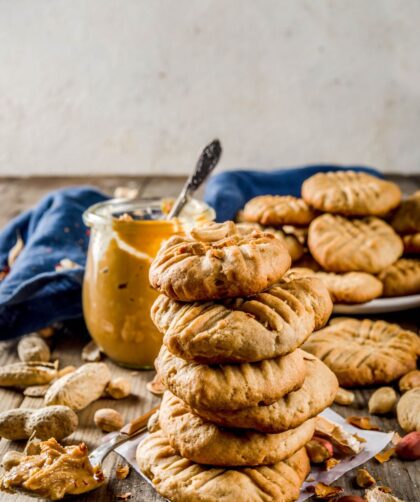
0, 438, 104, 500
83, 217, 181, 368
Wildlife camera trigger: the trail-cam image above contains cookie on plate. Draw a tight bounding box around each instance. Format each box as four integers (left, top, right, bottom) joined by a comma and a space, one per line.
285, 268, 383, 304
308, 214, 403, 273
149, 221, 291, 301
378, 258, 420, 297
236, 222, 304, 261
302, 170, 401, 216
156, 346, 306, 410
193, 352, 338, 433
391, 191, 420, 235
403, 233, 420, 255
158, 391, 315, 466
137, 429, 310, 502
152, 276, 332, 364
302, 318, 420, 387
242, 195, 316, 226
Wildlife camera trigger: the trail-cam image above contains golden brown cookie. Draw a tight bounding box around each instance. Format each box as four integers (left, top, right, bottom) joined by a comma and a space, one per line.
391, 191, 420, 234
403, 233, 420, 254
378, 258, 420, 297
155, 346, 306, 410
308, 214, 403, 273
149, 221, 291, 301
302, 318, 420, 387
285, 268, 383, 304
152, 276, 332, 364
158, 392, 315, 466
302, 170, 401, 216
236, 222, 304, 261
137, 429, 310, 502
193, 352, 338, 433
242, 195, 316, 226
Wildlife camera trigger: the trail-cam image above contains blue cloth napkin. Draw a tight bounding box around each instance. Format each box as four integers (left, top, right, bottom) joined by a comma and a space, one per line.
204, 165, 382, 222
0, 187, 107, 339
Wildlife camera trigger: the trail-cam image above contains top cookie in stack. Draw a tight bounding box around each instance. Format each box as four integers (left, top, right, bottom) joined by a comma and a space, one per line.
137, 221, 338, 502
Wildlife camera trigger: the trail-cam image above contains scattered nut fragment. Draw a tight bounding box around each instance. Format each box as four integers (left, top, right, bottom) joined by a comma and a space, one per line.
346, 416, 380, 431
305, 437, 333, 463
399, 370, 420, 392
356, 468, 376, 488
17, 335, 50, 363
395, 431, 420, 460
365, 486, 404, 501
334, 387, 355, 406
313, 482, 343, 499
0, 361, 58, 388
368, 387, 397, 415
106, 378, 131, 399
44, 362, 111, 410
325, 457, 340, 470
1, 451, 24, 471
146, 373, 165, 396
116, 464, 130, 480
0, 405, 78, 440
57, 365, 76, 378
315, 416, 364, 455
375, 448, 395, 463
55, 258, 81, 271
23, 384, 50, 397
82, 340, 102, 362
396, 387, 420, 432
37, 326, 55, 339
8, 233, 24, 267
94, 408, 124, 432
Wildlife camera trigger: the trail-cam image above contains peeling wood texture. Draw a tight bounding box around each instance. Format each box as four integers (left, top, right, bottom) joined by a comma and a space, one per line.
0, 175, 419, 502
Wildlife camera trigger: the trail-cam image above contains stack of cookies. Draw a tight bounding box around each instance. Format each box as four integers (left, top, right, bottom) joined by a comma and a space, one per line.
240, 170, 420, 303
136, 221, 338, 502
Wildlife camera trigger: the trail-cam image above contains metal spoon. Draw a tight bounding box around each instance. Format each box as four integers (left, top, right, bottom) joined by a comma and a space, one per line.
167, 139, 222, 219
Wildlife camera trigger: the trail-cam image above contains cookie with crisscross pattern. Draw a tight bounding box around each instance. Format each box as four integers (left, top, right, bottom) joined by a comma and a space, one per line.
391, 191, 420, 235
137, 428, 310, 502
241, 195, 316, 226
302, 170, 401, 216
308, 214, 403, 273
378, 258, 420, 297
152, 276, 332, 364
149, 221, 291, 301
403, 233, 420, 254
158, 391, 315, 466
302, 318, 420, 387
155, 346, 306, 411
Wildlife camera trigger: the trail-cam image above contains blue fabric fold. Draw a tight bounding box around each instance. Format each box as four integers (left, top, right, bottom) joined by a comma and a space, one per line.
0, 187, 107, 339
204, 165, 382, 222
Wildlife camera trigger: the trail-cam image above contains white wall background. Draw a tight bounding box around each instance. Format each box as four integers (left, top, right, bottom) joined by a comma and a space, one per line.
0, 0, 420, 176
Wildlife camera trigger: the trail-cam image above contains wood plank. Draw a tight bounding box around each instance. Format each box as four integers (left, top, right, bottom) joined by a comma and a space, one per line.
0, 175, 419, 502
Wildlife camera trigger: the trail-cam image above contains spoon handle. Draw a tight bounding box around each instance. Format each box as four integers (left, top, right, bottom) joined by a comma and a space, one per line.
167, 139, 222, 219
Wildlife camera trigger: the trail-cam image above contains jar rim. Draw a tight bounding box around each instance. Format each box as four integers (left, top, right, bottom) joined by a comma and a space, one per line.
83, 197, 215, 227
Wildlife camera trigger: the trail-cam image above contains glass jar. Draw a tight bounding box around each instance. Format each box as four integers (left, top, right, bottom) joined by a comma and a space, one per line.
82, 198, 215, 369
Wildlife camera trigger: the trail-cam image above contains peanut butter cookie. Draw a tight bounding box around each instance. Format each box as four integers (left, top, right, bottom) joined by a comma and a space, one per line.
149, 221, 291, 301
308, 214, 403, 273
403, 233, 420, 254
391, 191, 420, 234
155, 346, 306, 410
137, 429, 310, 502
241, 195, 316, 226
302, 318, 420, 387
302, 170, 401, 216
285, 268, 383, 304
158, 392, 315, 466
236, 222, 304, 261
193, 352, 338, 433
152, 276, 332, 364
378, 258, 420, 297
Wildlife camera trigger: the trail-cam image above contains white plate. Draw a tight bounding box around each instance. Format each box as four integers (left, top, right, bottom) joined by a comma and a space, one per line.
333, 294, 420, 314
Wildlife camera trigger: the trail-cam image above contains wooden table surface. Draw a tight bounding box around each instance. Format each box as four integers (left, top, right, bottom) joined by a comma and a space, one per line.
0, 175, 419, 502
